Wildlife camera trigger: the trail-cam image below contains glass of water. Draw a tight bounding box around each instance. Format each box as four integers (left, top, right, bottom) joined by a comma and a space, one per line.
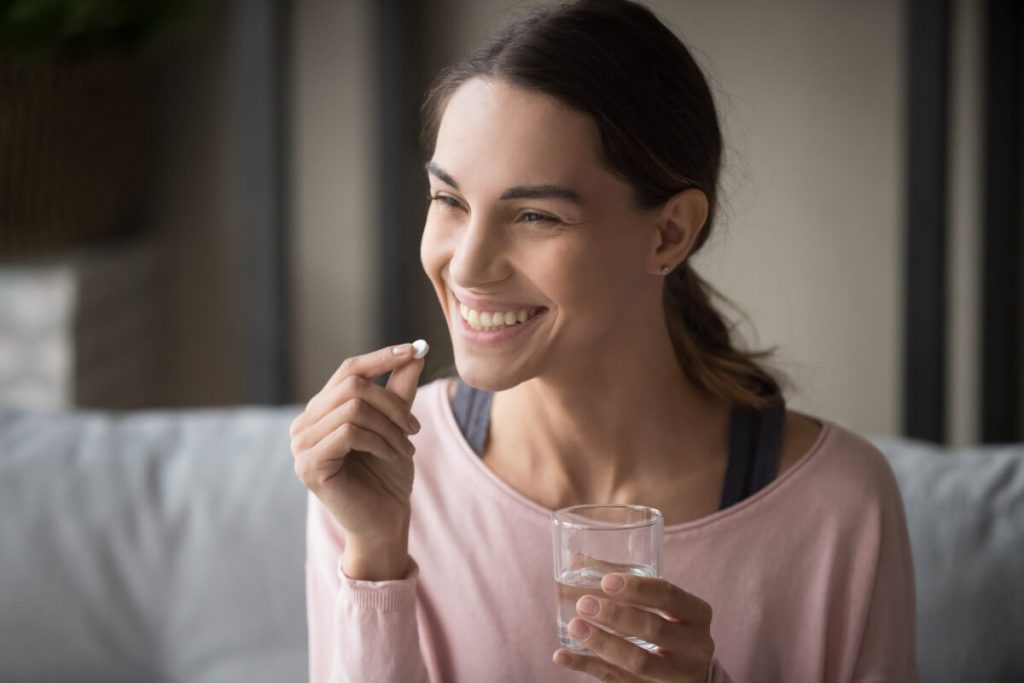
551, 504, 664, 654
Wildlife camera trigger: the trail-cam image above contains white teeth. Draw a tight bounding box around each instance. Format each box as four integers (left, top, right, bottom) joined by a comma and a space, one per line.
457, 301, 541, 331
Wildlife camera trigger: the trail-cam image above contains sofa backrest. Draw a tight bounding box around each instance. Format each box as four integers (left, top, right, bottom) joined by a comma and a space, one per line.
1, 406, 1022, 682
0, 405, 308, 682
870, 436, 1024, 683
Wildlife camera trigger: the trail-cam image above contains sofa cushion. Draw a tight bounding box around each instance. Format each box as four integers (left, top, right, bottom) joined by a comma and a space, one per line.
872, 437, 1024, 683
0, 405, 307, 682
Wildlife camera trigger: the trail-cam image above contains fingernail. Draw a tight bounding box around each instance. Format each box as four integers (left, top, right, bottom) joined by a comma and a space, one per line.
391, 344, 413, 356
569, 619, 591, 640
602, 574, 624, 592
412, 339, 429, 359
408, 414, 421, 433
576, 596, 599, 615
553, 651, 571, 667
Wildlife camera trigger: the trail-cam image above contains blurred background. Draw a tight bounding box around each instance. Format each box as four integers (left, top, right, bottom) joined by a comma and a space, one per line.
0, 0, 1021, 446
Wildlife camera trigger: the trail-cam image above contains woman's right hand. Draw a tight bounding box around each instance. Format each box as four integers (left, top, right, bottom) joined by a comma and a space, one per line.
290, 342, 426, 565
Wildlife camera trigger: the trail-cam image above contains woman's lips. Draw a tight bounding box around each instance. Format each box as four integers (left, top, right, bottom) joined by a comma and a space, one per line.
444, 283, 549, 346
454, 303, 548, 343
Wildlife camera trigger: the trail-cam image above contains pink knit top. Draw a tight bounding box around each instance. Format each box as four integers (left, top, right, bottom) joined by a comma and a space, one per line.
306, 377, 918, 682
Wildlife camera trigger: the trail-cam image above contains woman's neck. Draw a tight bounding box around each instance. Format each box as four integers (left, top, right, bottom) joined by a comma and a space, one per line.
487, 313, 731, 507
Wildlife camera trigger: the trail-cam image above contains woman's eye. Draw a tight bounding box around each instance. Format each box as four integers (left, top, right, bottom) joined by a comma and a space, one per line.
520, 211, 560, 225
430, 195, 463, 210
429, 195, 561, 227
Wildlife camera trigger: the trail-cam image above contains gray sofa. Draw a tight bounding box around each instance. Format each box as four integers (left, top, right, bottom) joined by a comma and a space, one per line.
0, 405, 1021, 682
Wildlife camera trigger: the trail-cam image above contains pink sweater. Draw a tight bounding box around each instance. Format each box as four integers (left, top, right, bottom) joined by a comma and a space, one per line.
306, 377, 918, 682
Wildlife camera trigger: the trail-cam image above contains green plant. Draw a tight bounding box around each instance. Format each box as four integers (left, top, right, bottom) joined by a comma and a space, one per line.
0, 0, 213, 59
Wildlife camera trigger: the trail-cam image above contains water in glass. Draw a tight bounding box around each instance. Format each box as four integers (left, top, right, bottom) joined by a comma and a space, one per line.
555, 562, 659, 654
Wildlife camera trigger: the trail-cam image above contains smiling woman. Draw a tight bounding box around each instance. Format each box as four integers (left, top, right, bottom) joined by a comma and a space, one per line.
296, 1, 918, 682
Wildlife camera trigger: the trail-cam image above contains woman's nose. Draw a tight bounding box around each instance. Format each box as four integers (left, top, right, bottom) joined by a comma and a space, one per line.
447, 215, 510, 287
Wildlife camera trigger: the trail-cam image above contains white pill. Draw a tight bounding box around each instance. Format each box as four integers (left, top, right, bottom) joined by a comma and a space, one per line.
412, 339, 429, 359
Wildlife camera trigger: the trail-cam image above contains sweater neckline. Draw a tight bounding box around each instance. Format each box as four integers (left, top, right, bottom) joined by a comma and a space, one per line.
432, 377, 835, 535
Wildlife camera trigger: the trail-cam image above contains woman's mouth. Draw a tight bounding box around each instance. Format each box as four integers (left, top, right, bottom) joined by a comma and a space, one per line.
457, 302, 545, 331
450, 292, 548, 344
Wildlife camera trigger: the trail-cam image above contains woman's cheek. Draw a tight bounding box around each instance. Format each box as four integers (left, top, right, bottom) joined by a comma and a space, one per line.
420, 220, 448, 282
563, 248, 630, 332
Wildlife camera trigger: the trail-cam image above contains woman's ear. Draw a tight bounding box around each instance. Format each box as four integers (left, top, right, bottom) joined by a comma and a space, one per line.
648, 187, 708, 274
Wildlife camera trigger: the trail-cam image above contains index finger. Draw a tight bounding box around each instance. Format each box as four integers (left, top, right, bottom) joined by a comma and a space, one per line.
386, 340, 428, 405
291, 341, 428, 437
600, 574, 711, 625
325, 341, 424, 389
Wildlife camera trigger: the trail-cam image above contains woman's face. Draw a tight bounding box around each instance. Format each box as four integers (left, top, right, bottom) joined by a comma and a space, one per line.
420, 78, 661, 391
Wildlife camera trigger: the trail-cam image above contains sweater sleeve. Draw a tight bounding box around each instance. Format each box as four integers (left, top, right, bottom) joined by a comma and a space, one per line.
305, 491, 431, 683
849, 457, 920, 682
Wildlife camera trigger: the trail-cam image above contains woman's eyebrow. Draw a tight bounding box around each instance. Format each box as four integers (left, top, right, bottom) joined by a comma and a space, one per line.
425, 161, 460, 188
500, 185, 585, 206
424, 161, 586, 207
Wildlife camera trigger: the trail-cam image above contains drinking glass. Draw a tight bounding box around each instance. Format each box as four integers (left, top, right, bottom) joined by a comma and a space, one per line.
551, 504, 664, 654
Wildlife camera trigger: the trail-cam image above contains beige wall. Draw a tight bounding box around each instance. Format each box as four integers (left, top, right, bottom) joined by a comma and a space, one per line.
289, 0, 378, 401
948, 0, 983, 446
647, 0, 906, 435
290, 0, 990, 438
153, 7, 245, 407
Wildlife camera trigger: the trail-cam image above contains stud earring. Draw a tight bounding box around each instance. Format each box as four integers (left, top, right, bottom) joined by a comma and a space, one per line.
660, 265, 671, 276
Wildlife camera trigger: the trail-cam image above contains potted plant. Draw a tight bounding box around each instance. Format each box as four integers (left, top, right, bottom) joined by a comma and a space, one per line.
0, 0, 211, 252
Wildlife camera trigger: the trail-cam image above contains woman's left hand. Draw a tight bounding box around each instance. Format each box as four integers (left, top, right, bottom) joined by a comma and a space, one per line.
552, 572, 715, 682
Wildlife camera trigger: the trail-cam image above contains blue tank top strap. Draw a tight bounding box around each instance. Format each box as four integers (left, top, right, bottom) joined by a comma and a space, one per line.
751, 400, 786, 493
450, 376, 784, 511
451, 377, 493, 455
719, 400, 786, 509
719, 405, 757, 508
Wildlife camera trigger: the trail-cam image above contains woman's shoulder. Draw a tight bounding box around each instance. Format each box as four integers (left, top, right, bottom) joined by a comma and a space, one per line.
787, 411, 904, 513
406, 376, 488, 497
411, 375, 455, 412
408, 376, 460, 445
778, 410, 823, 477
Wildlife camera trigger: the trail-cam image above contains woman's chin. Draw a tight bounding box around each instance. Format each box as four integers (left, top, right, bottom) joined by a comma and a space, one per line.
453, 356, 528, 392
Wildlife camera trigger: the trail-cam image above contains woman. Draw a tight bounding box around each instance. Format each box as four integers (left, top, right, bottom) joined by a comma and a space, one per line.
291, 1, 918, 681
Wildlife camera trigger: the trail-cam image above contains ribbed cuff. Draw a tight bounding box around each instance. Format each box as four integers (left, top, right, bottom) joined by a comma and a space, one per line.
337, 556, 420, 611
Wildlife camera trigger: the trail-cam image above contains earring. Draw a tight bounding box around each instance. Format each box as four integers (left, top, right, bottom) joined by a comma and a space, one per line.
660, 265, 671, 276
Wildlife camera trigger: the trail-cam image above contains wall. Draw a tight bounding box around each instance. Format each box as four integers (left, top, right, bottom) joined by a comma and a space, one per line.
152, 5, 245, 407
289, 0, 378, 401
948, 0, 983, 445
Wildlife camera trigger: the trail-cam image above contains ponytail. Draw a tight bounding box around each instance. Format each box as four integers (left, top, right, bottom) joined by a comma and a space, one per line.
664, 263, 781, 409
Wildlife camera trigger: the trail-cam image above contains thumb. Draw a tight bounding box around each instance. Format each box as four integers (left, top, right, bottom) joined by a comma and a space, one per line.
386, 339, 428, 405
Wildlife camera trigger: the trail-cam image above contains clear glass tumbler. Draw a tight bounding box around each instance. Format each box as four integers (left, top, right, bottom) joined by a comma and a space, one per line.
551, 504, 664, 654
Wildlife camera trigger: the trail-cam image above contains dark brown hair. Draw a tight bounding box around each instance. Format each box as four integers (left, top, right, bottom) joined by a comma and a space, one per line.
421, 0, 782, 408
